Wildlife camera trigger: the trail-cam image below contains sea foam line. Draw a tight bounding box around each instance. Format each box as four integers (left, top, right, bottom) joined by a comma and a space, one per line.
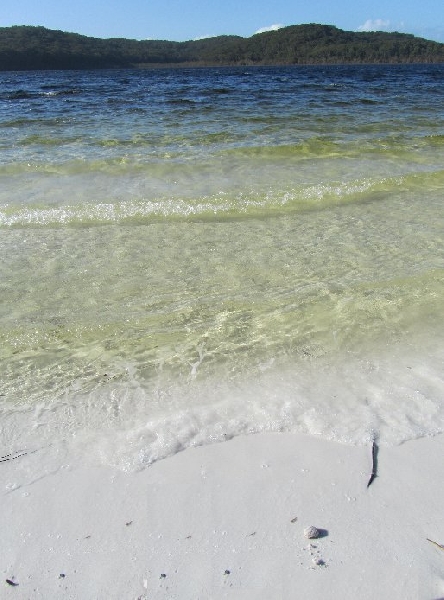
0, 176, 408, 227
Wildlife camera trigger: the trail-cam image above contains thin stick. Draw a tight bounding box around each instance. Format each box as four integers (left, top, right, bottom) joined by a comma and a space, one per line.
427, 538, 444, 551
367, 440, 378, 488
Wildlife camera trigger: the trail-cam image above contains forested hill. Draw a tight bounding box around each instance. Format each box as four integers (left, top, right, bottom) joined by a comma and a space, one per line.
1, 24, 444, 70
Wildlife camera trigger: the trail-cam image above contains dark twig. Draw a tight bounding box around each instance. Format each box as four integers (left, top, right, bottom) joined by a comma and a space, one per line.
427, 538, 444, 551
367, 439, 378, 488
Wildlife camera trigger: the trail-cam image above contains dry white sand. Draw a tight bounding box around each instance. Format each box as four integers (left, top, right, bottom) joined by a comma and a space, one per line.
1, 432, 444, 599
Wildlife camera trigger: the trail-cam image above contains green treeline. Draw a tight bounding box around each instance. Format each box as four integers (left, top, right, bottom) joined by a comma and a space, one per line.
1, 24, 443, 70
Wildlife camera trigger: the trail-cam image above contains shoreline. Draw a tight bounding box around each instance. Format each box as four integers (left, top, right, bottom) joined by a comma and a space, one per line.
2, 432, 444, 598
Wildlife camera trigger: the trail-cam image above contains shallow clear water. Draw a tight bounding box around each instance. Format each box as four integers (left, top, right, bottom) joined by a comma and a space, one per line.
1, 65, 443, 470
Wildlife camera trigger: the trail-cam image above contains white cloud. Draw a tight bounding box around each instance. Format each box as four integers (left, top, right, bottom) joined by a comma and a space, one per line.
357, 19, 391, 32
193, 34, 216, 41
357, 19, 444, 41
255, 24, 284, 35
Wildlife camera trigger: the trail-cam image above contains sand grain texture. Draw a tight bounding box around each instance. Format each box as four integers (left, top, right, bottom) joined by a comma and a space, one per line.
1, 433, 444, 599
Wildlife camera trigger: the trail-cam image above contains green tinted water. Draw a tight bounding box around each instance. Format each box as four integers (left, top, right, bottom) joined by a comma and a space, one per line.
1, 66, 443, 468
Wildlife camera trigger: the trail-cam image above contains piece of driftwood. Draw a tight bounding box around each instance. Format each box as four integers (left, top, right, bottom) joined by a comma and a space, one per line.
367, 439, 378, 488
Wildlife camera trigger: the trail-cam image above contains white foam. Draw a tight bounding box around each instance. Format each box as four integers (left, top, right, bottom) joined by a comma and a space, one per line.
2, 337, 442, 478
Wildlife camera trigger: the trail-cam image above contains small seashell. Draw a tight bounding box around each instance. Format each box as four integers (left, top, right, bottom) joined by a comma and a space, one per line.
304, 525, 320, 539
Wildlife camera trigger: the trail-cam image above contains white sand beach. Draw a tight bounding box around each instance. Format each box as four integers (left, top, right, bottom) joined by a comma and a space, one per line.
2, 432, 444, 599
2, 65, 444, 599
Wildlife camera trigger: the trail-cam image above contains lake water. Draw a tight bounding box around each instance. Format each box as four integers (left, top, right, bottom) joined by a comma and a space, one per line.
1, 65, 443, 470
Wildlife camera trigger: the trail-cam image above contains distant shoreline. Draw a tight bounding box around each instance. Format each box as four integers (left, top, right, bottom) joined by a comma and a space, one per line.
1, 24, 444, 71
130, 60, 444, 69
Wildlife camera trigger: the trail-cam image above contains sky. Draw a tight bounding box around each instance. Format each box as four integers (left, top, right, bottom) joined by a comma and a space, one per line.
2, 0, 444, 43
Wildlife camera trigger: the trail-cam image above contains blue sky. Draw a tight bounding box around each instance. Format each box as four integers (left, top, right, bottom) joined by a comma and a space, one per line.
2, 0, 444, 42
